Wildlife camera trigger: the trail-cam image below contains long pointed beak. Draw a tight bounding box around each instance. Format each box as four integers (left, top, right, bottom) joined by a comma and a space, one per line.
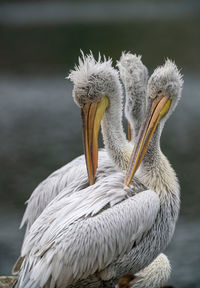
124, 94, 171, 186
81, 96, 109, 185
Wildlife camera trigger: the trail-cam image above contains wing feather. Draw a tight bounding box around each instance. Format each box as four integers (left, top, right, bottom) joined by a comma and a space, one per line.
20, 149, 115, 232
17, 172, 159, 288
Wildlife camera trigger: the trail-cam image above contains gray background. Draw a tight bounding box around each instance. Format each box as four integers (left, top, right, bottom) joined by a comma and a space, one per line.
0, 1, 200, 287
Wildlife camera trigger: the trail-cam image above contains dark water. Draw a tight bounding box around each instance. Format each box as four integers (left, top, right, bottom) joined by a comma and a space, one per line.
0, 74, 200, 288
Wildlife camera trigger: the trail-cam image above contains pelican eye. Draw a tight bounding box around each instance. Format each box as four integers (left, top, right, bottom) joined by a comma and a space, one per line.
157, 90, 162, 96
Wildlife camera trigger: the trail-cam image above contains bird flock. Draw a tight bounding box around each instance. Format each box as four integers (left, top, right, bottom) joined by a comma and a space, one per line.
0, 51, 183, 288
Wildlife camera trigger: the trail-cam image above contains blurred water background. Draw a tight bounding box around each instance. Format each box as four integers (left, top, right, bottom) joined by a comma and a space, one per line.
0, 1, 200, 287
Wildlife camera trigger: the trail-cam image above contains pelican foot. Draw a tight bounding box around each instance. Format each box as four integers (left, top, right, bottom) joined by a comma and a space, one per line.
118, 274, 141, 288
117, 275, 175, 288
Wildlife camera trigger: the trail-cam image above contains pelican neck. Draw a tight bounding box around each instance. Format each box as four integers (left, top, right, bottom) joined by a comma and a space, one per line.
101, 92, 132, 171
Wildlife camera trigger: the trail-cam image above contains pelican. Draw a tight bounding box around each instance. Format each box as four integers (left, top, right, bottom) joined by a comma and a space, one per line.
12, 52, 146, 275
2, 54, 171, 288
13, 55, 182, 288
17, 53, 147, 238
0, 54, 164, 288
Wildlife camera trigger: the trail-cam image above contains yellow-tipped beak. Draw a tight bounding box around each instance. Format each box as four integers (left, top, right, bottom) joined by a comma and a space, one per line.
81, 96, 109, 185
124, 95, 171, 186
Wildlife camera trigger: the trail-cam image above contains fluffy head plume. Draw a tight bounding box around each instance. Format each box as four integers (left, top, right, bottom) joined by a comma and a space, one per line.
68, 51, 120, 107
148, 59, 183, 100
117, 52, 148, 85
147, 59, 183, 117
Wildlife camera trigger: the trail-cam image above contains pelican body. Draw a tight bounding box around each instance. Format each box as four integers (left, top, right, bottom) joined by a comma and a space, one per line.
14, 54, 183, 288
12, 53, 150, 284
10, 53, 145, 283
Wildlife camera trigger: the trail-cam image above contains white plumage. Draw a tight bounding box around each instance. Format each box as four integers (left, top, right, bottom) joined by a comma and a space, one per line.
20, 151, 115, 234
15, 54, 182, 288
20, 180, 158, 287
20, 53, 130, 235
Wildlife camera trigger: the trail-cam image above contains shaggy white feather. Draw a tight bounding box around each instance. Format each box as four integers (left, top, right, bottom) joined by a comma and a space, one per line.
15, 54, 182, 288
68, 52, 118, 108
128, 253, 171, 288
19, 175, 159, 287
68, 52, 132, 170
20, 150, 115, 233
117, 52, 148, 140
15, 52, 150, 279
147, 59, 183, 118
21, 52, 149, 237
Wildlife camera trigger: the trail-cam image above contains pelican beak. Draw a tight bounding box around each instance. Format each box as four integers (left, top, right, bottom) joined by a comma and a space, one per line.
81, 96, 109, 185
124, 94, 171, 186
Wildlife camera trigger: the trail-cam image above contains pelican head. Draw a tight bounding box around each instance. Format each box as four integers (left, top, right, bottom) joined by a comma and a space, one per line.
117, 52, 148, 141
68, 53, 122, 185
147, 59, 183, 121
125, 60, 183, 186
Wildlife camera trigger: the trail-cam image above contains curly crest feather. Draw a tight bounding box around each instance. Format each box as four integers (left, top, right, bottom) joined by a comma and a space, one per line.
68, 51, 121, 107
